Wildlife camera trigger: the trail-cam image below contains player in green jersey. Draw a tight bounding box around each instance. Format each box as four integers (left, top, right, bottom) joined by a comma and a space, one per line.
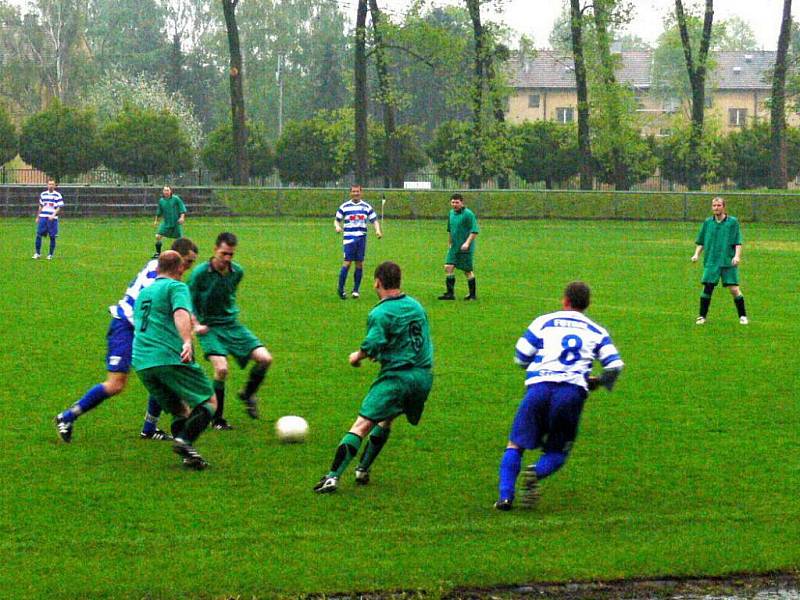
132, 251, 217, 469
314, 261, 434, 494
153, 186, 187, 257
438, 193, 480, 301
691, 196, 748, 325
188, 232, 272, 429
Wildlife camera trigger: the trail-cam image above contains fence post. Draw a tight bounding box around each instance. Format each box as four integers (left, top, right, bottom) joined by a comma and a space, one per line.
1, 165, 4, 184
682, 193, 689, 221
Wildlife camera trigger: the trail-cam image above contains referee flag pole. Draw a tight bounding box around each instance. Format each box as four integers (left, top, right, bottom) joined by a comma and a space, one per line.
381, 193, 386, 226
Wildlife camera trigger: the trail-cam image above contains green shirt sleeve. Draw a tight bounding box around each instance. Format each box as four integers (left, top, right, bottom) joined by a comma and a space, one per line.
186, 266, 204, 321
176, 196, 187, 215
360, 312, 388, 359
156, 199, 163, 217
695, 220, 707, 246
170, 281, 193, 315
732, 219, 742, 245
469, 210, 479, 234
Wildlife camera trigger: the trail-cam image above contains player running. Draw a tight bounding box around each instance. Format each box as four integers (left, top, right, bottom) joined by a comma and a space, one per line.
54, 238, 199, 443
494, 281, 624, 510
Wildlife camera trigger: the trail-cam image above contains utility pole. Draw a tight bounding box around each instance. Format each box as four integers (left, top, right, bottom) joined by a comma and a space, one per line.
276, 53, 284, 136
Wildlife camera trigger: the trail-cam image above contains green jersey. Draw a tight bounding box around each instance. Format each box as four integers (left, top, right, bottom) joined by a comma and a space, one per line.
132, 277, 194, 371
361, 294, 433, 373
448, 207, 479, 252
156, 195, 187, 228
188, 260, 244, 326
696, 215, 742, 268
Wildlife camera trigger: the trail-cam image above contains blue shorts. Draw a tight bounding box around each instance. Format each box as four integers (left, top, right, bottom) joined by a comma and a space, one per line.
509, 382, 587, 452
36, 218, 59, 237
343, 236, 367, 262
105, 318, 134, 373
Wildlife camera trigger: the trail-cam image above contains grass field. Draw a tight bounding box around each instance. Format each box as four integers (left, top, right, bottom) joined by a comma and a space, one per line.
1, 216, 799, 599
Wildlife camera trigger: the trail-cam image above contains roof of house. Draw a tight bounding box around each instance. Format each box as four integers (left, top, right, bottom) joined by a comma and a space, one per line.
509, 49, 777, 91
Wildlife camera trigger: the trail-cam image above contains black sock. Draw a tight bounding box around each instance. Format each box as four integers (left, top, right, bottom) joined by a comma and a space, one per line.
467, 277, 476, 298
734, 295, 746, 317
700, 296, 711, 317
171, 416, 188, 439
445, 275, 455, 295
155, 240, 163, 255
213, 380, 225, 420
184, 402, 215, 442
242, 363, 267, 399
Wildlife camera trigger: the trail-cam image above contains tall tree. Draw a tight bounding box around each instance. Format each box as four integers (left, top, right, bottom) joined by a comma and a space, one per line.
770, 0, 793, 189
465, 0, 485, 189
368, 0, 401, 187
354, 0, 369, 183
675, 0, 714, 191
570, 0, 592, 189
221, 0, 248, 184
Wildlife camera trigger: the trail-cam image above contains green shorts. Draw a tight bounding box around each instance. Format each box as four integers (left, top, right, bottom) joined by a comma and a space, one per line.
198, 322, 263, 368
358, 368, 433, 426
136, 363, 214, 414
445, 248, 474, 272
702, 265, 739, 286
157, 224, 183, 238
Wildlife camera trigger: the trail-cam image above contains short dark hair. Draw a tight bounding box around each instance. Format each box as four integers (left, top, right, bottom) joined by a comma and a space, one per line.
374, 261, 402, 289
215, 232, 238, 247
171, 237, 198, 256
158, 250, 183, 275
450, 193, 464, 201
564, 281, 591, 311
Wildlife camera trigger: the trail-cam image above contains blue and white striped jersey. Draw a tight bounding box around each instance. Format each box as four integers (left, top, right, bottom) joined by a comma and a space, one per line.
38, 190, 64, 219
515, 310, 623, 390
335, 200, 377, 244
108, 259, 159, 326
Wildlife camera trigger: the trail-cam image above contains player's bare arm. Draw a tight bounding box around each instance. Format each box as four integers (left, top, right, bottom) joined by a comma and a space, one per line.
349, 348, 368, 367
178, 213, 186, 225
334, 219, 343, 233
732, 244, 742, 266
174, 309, 194, 363
374, 221, 382, 238
461, 232, 477, 252
691, 244, 703, 262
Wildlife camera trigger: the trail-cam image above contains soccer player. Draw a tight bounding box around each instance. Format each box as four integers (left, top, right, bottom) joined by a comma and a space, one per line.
188, 232, 272, 429
314, 261, 433, 494
691, 196, 748, 325
32, 179, 63, 260
334, 184, 382, 300
494, 281, 624, 511
438, 193, 479, 301
54, 238, 199, 443
153, 185, 187, 257
133, 251, 217, 469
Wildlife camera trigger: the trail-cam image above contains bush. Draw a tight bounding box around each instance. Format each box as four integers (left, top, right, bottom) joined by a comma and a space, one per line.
20, 101, 100, 180
718, 122, 800, 189
201, 122, 275, 181
0, 105, 17, 166
512, 121, 578, 189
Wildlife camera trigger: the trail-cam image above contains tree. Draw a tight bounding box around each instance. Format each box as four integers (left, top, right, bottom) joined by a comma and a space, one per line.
512, 121, 578, 189
720, 122, 800, 189
465, 0, 486, 189
20, 101, 99, 180
221, 0, 248, 185
656, 118, 722, 187
275, 116, 345, 186
0, 105, 17, 165
770, 0, 793, 189
354, 0, 369, 184
99, 105, 193, 179
201, 122, 275, 181
674, 0, 714, 191
570, 0, 593, 189
369, 124, 428, 182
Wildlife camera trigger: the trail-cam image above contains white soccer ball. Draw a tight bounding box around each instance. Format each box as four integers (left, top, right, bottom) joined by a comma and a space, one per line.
275, 415, 309, 443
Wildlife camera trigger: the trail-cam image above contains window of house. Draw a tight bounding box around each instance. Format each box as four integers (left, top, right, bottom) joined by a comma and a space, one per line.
556, 107, 574, 123
528, 94, 540, 108
729, 108, 747, 127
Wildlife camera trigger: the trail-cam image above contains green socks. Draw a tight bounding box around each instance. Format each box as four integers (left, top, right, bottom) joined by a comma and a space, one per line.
445, 275, 455, 295
328, 432, 362, 477
358, 425, 391, 472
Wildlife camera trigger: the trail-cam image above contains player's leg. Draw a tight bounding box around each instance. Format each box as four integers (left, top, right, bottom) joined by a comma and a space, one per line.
464, 269, 477, 301
239, 346, 272, 419
438, 264, 456, 300
532, 384, 587, 480
154, 233, 164, 257
140, 395, 172, 440
47, 220, 58, 258
352, 238, 366, 297
314, 415, 374, 493
355, 419, 392, 484
208, 354, 231, 429
338, 256, 352, 299
697, 267, 719, 324
497, 384, 547, 509
33, 219, 46, 258
724, 270, 747, 324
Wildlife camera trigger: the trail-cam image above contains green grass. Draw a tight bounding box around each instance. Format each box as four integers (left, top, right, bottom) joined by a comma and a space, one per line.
1, 217, 798, 599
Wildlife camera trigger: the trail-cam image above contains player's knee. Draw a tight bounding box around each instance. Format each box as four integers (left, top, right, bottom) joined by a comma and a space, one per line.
103, 375, 127, 396
728, 285, 740, 296
252, 347, 272, 367
206, 395, 218, 412
702, 283, 716, 297
214, 365, 229, 380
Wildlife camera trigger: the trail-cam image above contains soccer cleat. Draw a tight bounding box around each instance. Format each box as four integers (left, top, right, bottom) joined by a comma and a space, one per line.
739, 316, 749, 325
238, 391, 259, 419
54, 415, 73, 443
338, 291, 347, 300
32, 253, 40, 259
47, 255, 53, 260
494, 498, 513, 511
313, 475, 339, 493
437, 293, 455, 300
173, 438, 208, 470
354, 468, 370, 485
211, 418, 234, 430
695, 316, 706, 325
518, 467, 540, 509
464, 294, 477, 301
140, 429, 173, 441
351, 291, 360, 299
152, 252, 160, 259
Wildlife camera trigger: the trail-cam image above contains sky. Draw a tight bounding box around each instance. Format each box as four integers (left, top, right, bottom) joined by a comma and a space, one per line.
380, 0, 791, 50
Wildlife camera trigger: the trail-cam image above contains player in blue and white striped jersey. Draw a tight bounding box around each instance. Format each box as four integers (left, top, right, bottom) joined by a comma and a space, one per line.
32, 179, 64, 260
494, 281, 624, 511
54, 238, 199, 443
334, 185, 382, 299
